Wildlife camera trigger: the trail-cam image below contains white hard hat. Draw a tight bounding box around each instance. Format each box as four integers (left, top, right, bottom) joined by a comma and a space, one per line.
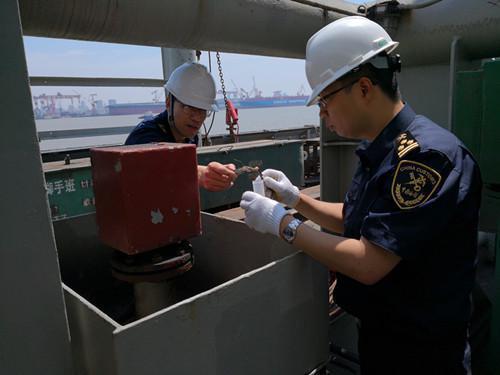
305, 16, 399, 106
165, 62, 219, 112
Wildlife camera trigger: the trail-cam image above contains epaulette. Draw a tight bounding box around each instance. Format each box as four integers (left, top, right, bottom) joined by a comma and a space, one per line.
395, 131, 420, 159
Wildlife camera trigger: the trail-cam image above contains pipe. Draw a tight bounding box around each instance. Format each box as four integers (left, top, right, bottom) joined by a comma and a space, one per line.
288, 0, 361, 16
19, 0, 500, 65
19, 0, 344, 59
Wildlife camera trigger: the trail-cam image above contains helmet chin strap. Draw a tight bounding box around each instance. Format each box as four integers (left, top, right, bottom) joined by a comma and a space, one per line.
167, 94, 189, 142
167, 93, 176, 128
167, 94, 182, 139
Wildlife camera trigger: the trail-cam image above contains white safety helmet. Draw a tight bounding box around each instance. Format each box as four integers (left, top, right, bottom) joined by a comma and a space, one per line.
305, 16, 399, 106
165, 62, 219, 112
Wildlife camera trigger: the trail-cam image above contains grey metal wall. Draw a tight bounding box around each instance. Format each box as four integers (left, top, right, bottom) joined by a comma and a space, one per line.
394, 1, 500, 67
0, 1, 73, 374
55, 213, 330, 375
399, 64, 452, 129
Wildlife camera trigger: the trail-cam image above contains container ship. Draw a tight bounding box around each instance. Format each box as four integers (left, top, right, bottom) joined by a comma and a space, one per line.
107, 94, 309, 116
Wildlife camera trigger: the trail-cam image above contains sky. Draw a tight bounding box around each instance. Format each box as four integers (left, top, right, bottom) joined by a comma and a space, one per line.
24, 36, 311, 106
23, 0, 365, 107
23, 0, 367, 107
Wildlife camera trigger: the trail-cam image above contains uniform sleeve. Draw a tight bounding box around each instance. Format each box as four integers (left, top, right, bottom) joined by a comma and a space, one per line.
360, 150, 456, 261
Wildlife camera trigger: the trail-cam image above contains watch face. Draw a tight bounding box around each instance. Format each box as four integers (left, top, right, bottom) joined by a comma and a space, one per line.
283, 224, 295, 243
283, 219, 302, 243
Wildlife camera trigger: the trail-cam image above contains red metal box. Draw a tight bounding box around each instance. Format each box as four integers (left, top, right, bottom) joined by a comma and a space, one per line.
90, 143, 201, 254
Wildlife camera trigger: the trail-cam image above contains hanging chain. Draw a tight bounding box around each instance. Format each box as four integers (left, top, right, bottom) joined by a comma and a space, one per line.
216, 52, 229, 110
216, 52, 238, 143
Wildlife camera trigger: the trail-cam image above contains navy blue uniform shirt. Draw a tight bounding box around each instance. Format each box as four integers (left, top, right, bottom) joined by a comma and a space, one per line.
124, 110, 199, 145
335, 105, 482, 338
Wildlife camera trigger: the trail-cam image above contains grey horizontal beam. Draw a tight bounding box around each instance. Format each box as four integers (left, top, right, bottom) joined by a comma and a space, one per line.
38, 126, 135, 140
30, 76, 165, 87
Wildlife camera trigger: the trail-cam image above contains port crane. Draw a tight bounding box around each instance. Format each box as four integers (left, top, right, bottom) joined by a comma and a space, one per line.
33, 92, 81, 117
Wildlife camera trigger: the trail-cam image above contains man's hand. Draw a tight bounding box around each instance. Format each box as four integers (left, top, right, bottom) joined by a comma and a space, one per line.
198, 162, 236, 191
240, 191, 288, 236
262, 169, 300, 208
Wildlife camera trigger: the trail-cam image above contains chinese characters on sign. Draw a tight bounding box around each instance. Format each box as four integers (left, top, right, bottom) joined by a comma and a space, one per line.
46, 178, 80, 195
46, 174, 96, 220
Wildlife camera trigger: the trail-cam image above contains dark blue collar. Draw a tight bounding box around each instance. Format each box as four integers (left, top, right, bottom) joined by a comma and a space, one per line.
356, 104, 416, 169
155, 109, 170, 124
155, 110, 198, 144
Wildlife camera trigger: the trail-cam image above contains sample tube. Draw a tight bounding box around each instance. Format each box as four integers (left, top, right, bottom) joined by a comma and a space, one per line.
252, 176, 266, 196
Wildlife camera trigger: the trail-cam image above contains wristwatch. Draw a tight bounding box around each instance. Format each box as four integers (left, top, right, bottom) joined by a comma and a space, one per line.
282, 218, 303, 244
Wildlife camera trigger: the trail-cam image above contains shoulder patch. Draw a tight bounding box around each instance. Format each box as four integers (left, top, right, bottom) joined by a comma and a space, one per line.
391, 160, 442, 209
395, 131, 419, 159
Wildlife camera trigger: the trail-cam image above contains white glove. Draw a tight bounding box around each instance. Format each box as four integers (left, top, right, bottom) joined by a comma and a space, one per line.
262, 169, 300, 208
240, 191, 288, 236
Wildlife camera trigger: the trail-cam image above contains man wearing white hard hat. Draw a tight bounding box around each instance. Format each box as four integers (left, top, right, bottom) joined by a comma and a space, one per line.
240, 16, 481, 373
126, 62, 236, 191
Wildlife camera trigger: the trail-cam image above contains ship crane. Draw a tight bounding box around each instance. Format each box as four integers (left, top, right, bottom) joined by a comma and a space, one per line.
226, 79, 240, 99
230, 79, 243, 99
251, 76, 262, 98
240, 88, 250, 99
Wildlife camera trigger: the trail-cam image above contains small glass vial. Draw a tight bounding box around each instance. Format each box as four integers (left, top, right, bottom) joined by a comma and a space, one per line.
252, 176, 266, 196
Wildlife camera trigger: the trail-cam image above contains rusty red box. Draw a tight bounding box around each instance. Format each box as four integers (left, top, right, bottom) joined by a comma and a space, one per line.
90, 143, 201, 254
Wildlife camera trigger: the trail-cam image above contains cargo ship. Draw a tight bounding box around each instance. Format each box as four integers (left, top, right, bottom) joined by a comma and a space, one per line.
107, 94, 309, 116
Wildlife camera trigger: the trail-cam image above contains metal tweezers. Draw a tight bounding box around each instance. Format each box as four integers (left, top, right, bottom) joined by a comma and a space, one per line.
234, 166, 263, 179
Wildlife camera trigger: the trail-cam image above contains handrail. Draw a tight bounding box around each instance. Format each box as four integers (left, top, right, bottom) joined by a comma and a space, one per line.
38, 126, 135, 141
30, 76, 164, 87
362, 0, 443, 11
398, 0, 443, 10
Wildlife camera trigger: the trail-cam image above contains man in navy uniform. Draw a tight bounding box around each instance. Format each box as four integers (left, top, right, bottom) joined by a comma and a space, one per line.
240, 16, 481, 374
126, 62, 236, 192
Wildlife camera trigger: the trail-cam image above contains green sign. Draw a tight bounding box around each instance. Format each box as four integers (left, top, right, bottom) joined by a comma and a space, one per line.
45, 167, 95, 221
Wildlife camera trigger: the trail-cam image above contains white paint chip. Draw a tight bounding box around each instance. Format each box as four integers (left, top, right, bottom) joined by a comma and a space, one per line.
114, 161, 122, 173
151, 209, 164, 224
172, 207, 179, 214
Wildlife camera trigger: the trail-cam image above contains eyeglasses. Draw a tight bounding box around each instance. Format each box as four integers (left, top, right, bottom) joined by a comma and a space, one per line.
317, 79, 360, 109
178, 100, 213, 118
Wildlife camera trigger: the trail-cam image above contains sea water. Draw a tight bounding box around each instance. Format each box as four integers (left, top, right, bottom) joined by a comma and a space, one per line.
36, 105, 319, 153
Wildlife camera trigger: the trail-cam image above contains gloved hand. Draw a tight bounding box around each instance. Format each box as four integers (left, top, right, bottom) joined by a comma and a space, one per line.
240, 191, 288, 236
262, 169, 300, 208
